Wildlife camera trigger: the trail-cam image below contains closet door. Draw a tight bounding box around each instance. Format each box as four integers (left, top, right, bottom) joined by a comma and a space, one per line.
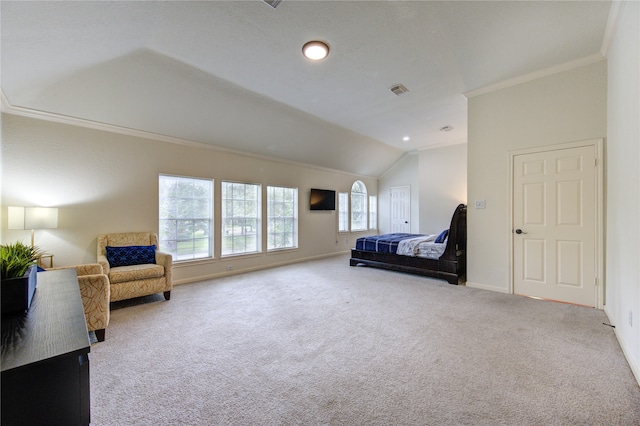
390, 186, 410, 233
512, 144, 598, 306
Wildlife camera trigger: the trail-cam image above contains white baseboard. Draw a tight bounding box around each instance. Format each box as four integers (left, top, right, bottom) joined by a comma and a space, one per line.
604, 305, 640, 387
173, 251, 349, 286
465, 281, 511, 293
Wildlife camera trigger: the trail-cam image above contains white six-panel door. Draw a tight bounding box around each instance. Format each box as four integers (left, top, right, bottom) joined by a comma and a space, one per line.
390, 186, 410, 233
513, 144, 599, 307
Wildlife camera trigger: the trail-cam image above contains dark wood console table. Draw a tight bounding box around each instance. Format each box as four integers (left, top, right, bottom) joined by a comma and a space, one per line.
2, 269, 90, 425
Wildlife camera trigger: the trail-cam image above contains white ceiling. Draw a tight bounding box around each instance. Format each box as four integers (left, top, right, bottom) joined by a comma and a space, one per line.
1, 1, 613, 176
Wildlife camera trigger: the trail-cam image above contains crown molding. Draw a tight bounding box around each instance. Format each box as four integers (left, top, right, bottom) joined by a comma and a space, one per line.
0, 89, 376, 179
600, 0, 624, 57
463, 53, 605, 99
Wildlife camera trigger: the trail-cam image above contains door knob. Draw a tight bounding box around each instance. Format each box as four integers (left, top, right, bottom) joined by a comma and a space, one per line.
515, 229, 527, 234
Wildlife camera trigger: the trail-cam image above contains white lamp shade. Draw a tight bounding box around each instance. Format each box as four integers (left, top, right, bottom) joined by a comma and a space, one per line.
9, 206, 58, 230
7, 206, 26, 229
24, 207, 58, 229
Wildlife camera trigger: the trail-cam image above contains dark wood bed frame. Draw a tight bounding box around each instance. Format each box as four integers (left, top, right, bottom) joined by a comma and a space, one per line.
349, 204, 467, 284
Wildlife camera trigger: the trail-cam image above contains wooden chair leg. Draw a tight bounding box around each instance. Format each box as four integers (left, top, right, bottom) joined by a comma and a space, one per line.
164, 291, 171, 301
95, 329, 106, 342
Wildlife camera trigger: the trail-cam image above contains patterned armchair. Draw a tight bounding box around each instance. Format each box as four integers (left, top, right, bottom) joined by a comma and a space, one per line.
97, 232, 173, 303
50, 263, 110, 342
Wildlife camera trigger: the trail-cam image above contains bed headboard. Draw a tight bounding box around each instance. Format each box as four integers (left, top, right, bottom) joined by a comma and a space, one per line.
441, 204, 467, 262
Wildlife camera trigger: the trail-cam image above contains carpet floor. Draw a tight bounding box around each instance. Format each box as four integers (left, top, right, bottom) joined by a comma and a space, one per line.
90, 254, 640, 425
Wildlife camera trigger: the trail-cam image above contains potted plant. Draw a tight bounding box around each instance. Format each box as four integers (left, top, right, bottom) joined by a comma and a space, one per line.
1, 241, 42, 315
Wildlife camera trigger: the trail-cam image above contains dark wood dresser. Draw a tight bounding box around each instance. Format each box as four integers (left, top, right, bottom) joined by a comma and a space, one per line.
2, 269, 90, 425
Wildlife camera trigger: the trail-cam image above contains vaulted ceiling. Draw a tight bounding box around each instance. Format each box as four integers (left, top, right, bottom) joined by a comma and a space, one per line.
1, 1, 613, 176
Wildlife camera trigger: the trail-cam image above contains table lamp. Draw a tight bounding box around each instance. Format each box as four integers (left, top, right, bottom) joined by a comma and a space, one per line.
8, 206, 58, 248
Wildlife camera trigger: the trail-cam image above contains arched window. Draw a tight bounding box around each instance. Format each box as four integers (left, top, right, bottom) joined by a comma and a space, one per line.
350, 180, 368, 231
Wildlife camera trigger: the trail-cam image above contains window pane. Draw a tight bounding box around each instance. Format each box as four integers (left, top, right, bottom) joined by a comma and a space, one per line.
369, 195, 377, 230
159, 175, 213, 261
222, 181, 261, 256
350, 181, 368, 231
338, 192, 349, 232
267, 186, 298, 251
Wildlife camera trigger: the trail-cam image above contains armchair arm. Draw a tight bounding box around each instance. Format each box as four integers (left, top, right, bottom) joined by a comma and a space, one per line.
97, 254, 110, 275
78, 274, 110, 334
75, 263, 104, 276
49, 263, 104, 276
155, 251, 173, 290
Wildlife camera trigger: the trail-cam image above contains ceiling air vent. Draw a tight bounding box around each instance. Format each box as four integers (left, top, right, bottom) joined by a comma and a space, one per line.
262, 0, 283, 9
389, 84, 409, 96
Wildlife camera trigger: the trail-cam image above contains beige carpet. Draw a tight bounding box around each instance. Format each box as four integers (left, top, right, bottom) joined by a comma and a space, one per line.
90, 254, 640, 425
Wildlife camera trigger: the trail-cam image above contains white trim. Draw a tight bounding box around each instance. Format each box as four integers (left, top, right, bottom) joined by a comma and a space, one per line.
465, 281, 510, 294
172, 251, 349, 285
464, 54, 605, 99
604, 305, 640, 387
508, 139, 605, 309
601, 1, 624, 57
0, 90, 376, 180
416, 139, 468, 152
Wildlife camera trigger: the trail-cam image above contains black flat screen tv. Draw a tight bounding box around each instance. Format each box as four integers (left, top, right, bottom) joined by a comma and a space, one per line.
310, 188, 336, 211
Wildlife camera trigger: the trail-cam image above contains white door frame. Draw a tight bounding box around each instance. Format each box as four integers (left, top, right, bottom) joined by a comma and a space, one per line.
508, 139, 604, 309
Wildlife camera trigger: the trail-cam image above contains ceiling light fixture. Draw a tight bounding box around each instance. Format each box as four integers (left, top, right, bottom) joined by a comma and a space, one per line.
302, 41, 330, 61
403, 136, 410, 142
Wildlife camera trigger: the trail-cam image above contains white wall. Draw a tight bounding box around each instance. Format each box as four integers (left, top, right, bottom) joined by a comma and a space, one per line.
605, 1, 640, 382
467, 60, 607, 292
378, 144, 468, 236
1, 114, 377, 284
378, 153, 420, 234
418, 143, 467, 234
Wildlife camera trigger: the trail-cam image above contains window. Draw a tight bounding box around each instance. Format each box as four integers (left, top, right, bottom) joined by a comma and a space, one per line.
350, 180, 368, 231
267, 186, 298, 250
338, 192, 349, 232
369, 195, 377, 230
159, 175, 213, 261
221, 181, 261, 256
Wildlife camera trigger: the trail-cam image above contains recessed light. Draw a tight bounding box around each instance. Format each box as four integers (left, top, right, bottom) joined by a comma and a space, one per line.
302, 41, 330, 61
402, 136, 410, 142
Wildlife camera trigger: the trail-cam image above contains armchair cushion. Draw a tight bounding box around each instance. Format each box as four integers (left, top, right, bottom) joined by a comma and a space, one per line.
106, 245, 156, 267
109, 263, 165, 284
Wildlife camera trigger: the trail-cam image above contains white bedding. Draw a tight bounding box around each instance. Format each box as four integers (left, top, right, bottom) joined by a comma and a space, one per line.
394, 234, 429, 254
396, 234, 447, 259
414, 240, 447, 259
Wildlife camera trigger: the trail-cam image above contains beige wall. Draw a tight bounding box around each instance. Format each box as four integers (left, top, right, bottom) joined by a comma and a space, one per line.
467, 60, 607, 292
418, 143, 467, 234
379, 144, 468, 235
605, 1, 640, 382
378, 153, 420, 234
1, 114, 377, 284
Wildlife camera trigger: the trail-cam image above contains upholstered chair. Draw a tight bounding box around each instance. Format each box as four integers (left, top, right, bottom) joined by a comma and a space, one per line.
97, 232, 173, 303
49, 263, 110, 342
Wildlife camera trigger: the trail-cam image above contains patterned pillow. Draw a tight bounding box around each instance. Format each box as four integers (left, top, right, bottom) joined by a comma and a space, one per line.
106, 245, 156, 267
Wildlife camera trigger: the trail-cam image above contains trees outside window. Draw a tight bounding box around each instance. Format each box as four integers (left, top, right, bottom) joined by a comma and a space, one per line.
159, 175, 213, 261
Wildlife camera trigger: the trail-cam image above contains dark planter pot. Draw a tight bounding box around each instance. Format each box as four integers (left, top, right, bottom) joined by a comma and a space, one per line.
1, 265, 38, 316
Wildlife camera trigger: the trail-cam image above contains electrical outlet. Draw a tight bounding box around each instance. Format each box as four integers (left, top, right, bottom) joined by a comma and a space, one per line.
475, 200, 486, 209
226, 265, 233, 271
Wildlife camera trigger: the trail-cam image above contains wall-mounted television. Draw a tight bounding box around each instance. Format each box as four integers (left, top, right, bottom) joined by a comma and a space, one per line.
310, 188, 336, 211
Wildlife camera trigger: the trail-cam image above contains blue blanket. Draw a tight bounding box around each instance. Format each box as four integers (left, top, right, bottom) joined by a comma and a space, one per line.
355, 233, 424, 255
